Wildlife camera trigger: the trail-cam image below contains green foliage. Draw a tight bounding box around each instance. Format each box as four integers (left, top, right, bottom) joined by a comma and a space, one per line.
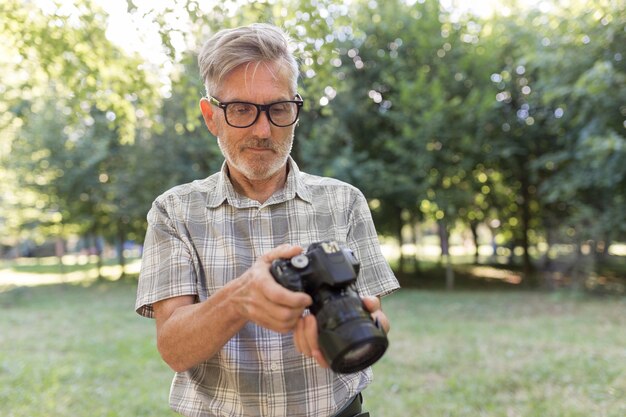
0, 0, 160, 248
0, 0, 624, 284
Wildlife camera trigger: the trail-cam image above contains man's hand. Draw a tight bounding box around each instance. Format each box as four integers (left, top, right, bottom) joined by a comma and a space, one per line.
361, 295, 390, 334
293, 295, 390, 369
153, 244, 313, 372
294, 311, 330, 368
233, 244, 312, 333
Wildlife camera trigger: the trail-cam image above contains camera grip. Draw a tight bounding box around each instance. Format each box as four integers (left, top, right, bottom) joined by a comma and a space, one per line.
270, 259, 304, 292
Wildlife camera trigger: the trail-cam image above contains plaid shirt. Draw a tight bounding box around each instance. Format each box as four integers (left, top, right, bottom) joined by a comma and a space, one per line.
136, 157, 399, 417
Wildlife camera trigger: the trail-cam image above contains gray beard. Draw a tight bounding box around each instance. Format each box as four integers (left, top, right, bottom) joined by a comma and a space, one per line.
217, 135, 294, 181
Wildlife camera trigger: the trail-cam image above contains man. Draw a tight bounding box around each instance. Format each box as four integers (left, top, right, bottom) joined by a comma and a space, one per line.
135, 23, 400, 417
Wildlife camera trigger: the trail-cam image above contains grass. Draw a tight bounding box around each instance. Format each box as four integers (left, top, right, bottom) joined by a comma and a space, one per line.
0, 280, 177, 417
367, 290, 626, 417
1, 277, 625, 416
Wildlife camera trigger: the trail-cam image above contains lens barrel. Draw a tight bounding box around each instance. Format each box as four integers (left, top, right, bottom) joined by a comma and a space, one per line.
269, 241, 390, 373
315, 296, 388, 373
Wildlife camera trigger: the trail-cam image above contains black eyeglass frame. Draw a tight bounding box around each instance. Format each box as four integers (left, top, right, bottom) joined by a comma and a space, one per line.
207, 94, 304, 128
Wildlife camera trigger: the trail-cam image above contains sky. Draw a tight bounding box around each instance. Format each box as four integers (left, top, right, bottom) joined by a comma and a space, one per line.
35, 0, 550, 65
95, 0, 516, 62
34, 0, 542, 94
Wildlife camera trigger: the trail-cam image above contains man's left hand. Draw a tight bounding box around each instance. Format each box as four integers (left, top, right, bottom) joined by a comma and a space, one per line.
293, 295, 390, 369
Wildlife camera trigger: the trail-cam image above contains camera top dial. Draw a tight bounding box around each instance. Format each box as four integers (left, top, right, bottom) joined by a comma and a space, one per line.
290, 254, 309, 269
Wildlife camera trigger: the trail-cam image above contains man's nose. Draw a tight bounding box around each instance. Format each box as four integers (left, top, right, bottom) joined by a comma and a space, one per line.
251, 109, 272, 136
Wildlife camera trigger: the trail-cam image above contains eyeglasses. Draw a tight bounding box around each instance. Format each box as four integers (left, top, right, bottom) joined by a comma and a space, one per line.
208, 94, 304, 128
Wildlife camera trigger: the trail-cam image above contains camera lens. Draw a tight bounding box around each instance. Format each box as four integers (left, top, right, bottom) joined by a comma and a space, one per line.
315, 296, 388, 374
342, 344, 377, 363
332, 338, 388, 374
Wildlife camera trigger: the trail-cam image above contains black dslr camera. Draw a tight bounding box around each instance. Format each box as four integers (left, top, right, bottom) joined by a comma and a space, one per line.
270, 241, 388, 374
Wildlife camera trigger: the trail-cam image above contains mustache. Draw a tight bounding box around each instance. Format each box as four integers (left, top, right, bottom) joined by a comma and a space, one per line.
243, 138, 276, 150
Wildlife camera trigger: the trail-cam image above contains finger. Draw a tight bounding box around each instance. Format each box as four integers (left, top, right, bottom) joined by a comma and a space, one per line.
255, 283, 311, 327
303, 315, 329, 368
361, 296, 390, 333
260, 244, 303, 263
373, 310, 390, 334
361, 295, 381, 313
264, 280, 312, 309
294, 317, 310, 356
312, 349, 329, 369
258, 245, 311, 307
236, 279, 305, 331
303, 314, 319, 352
246, 255, 311, 309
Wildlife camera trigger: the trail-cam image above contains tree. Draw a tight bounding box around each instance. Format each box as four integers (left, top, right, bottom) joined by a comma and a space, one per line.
1, 0, 159, 274
531, 0, 626, 278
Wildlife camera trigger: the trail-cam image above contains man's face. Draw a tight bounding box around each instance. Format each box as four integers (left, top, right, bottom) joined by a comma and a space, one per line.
202, 62, 296, 183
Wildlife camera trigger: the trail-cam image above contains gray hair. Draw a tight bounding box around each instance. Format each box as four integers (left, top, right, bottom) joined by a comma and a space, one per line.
198, 23, 299, 97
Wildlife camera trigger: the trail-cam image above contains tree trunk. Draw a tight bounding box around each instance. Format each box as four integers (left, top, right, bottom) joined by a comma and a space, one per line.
520, 176, 537, 287
521, 181, 533, 267
89, 229, 104, 280
490, 226, 498, 263
438, 220, 448, 266
117, 220, 126, 279
412, 216, 421, 273
55, 236, 66, 279
470, 221, 479, 264
571, 242, 586, 293
438, 220, 454, 290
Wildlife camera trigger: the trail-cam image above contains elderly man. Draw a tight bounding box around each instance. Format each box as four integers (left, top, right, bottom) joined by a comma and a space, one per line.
136, 23, 399, 417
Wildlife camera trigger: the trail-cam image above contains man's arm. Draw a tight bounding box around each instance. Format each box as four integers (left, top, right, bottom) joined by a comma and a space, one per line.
154, 244, 312, 372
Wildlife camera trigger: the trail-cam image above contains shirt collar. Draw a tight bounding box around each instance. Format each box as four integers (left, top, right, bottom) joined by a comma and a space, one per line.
206, 157, 313, 209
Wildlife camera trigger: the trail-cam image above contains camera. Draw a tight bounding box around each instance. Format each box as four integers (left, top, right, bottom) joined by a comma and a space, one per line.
270, 241, 388, 374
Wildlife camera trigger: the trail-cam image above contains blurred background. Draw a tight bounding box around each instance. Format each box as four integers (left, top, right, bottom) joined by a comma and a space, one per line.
1, 0, 625, 291
0, 1, 625, 415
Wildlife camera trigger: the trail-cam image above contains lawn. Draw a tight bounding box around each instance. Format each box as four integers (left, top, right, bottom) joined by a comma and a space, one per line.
1, 279, 625, 417
367, 290, 626, 417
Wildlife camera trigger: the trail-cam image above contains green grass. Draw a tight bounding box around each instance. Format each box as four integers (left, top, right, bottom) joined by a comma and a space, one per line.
367, 290, 626, 417
1, 280, 625, 416
0, 280, 177, 417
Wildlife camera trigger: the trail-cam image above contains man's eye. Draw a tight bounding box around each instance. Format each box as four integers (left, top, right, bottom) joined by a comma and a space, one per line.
270, 103, 290, 114
230, 104, 254, 115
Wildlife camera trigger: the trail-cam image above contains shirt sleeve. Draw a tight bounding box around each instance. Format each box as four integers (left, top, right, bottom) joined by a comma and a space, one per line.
135, 195, 199, 318
347, 190, 400, 298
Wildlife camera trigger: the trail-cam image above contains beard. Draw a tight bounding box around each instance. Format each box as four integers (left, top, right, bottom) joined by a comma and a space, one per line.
217, 134, 294, 181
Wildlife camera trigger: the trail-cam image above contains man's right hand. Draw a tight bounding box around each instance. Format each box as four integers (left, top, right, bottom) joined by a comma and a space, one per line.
232, 244, 312, 333
154, 244, 312, 372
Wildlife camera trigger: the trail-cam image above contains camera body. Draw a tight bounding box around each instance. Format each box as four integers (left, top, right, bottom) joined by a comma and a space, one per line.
270, 241, 388, 374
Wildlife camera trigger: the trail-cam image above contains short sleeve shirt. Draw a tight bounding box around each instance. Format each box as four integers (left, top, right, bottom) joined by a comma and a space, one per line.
136, 157, 400, 417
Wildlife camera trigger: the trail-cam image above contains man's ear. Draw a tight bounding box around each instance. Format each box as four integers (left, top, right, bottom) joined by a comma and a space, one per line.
199, 98, 218, 136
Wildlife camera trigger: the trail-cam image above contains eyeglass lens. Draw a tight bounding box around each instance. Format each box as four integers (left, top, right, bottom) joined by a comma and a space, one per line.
225, 102, 299, 127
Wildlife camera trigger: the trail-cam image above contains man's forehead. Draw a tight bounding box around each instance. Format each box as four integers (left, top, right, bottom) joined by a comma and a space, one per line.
216, 61, 294, 101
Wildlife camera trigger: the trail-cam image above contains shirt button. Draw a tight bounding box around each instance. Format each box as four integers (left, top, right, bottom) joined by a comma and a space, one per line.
270, 362, 279, 371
